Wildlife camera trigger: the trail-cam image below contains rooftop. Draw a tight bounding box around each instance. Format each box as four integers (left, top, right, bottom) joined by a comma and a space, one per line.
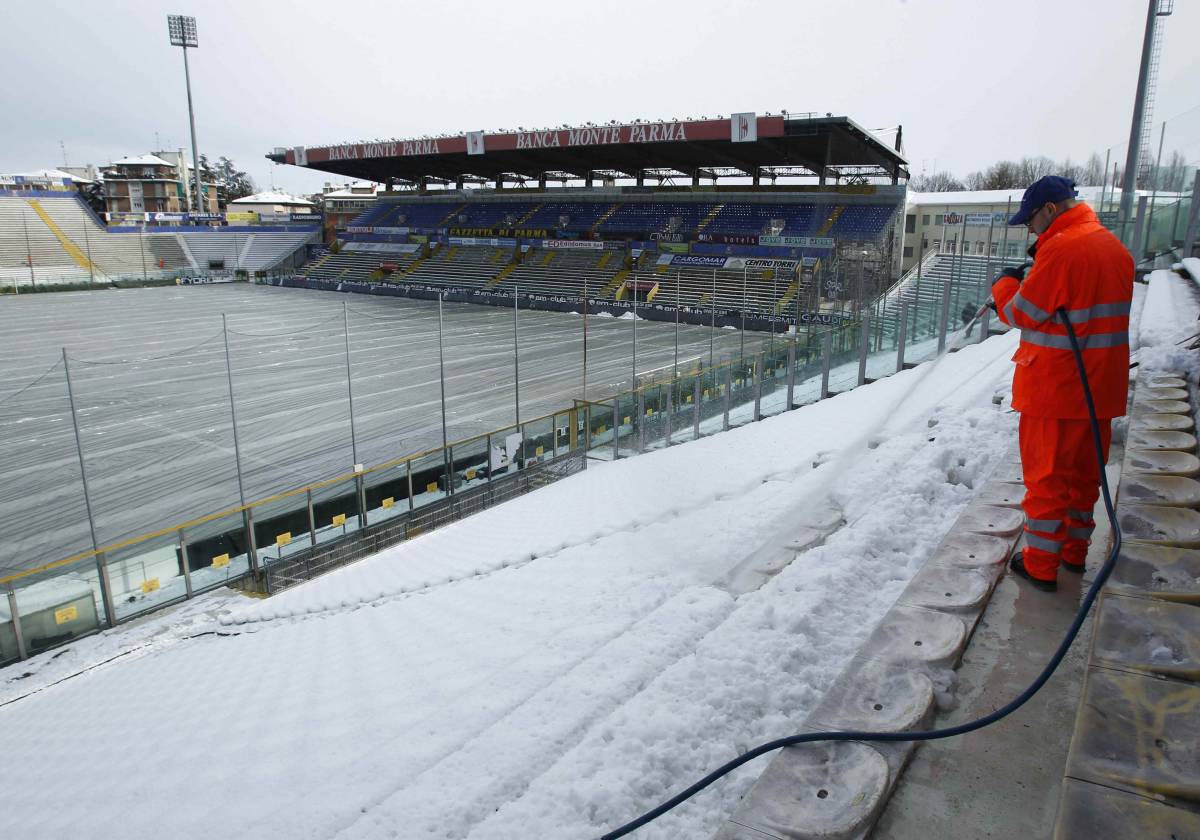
108, 154, 176, 168
229, 191, 315, 207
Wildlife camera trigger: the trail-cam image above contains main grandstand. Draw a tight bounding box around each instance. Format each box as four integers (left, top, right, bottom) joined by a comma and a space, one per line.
269, 113, 909, 330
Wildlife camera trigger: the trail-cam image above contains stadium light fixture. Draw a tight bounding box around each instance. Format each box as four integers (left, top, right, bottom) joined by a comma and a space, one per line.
166, 14, 204, 216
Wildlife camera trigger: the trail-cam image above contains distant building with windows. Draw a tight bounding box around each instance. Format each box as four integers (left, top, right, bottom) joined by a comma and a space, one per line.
0, 168, 92, 193
320, 180, 384, 241
101, 153, 218, 221
227, 191, 317, 224
901, 186, 1128, 272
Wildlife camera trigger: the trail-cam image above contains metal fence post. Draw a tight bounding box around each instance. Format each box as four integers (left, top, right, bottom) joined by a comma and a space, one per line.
222, 316, 257, 576
785, 340, 796, 410
356, 473, 367, 528
896, 300, 909, 372
178, 529, 193, 599
665, 383, 673, 445
693, 376, 701, 438
856, 312, 871, 387
343, 302, 359, 468
722, 364, 732, 430
436, 294, 451, 495
513, 285, 521, 429
307, 488, 318, 544
406, 460, 415, 512
612, 398, 620, 459
820, 329, 833, 399
7, 590, 28, 661
62, 349, 117, 626
631, 283, 639, 392
637, 390, 646, 453
244, 507, 258, 575
1132, 195, 1149, 259
753, 354, 763, 421
979, 307, 992, 342
936, 278, 952, 354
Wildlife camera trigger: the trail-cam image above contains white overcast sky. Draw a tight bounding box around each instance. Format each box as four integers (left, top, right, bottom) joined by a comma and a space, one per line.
3, 0, 1198, 196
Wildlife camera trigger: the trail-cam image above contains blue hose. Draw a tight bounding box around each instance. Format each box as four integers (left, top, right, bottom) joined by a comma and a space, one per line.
600, 308, 1122, 839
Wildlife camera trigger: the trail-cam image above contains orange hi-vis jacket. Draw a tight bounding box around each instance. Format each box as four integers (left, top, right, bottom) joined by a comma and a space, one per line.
991, 204, 1134, 419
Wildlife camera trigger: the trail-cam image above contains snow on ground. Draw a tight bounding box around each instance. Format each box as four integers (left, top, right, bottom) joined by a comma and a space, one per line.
1137, 267, 1200, 378
14, 265, 1189, 838
2, 270, 1179, 839
0, 588, 244, 706
0, 322, 1028, 840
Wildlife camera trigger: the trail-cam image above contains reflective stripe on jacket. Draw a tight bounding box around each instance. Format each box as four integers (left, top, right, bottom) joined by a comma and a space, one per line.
991, 204, 1133, 419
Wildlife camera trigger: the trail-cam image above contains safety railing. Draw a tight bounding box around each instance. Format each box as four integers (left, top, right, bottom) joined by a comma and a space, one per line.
0, 268, 298, 294
0, 268, 991, 665
0, 399, 591, 664
573, 272, 992, 460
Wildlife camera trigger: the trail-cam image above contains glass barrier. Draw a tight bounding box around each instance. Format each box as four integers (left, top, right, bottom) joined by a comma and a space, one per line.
4, 567, 104, 657
106, 532, 189, 622
183, 507, 254, 594
640, 384, 669, 447
824, 319, 861, 396
587, 401, 616, 452
362, 460, 412, 525
522, 416, 554, 466
791, 334, 825, 409
552, 410, 573, 457
451, 435, 490, 491
408, 449, 451, 508
670, 373, 699, 443
251, 491, 316, 568
697, 362, 726, 432
310, 474, 363, 545
1145, 195, 1190, 257
490, 423, 524, 477
614, 391, 638, 457
727, 355, 757, 428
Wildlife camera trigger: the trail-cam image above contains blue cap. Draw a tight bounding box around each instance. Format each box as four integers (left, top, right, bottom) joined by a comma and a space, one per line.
1008, 176, 1078, 226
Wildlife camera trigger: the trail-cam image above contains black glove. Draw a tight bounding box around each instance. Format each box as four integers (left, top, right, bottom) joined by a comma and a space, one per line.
999, 265, 1027, 282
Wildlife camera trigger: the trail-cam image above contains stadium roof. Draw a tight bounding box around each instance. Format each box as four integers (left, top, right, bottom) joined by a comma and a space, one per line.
268, 114, 908, 186
906, 185, 1159, 206
7, 168, 92, 184
229, 190, 315, 207
108, 154, 175, 168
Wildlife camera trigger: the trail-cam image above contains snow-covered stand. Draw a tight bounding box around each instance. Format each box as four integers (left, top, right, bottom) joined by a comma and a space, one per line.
713, 460, 1025, 839
1055, 369, 1200, 839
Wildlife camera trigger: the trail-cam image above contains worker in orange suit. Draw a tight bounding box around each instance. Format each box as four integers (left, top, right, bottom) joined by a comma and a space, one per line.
991, 176, 1134, 592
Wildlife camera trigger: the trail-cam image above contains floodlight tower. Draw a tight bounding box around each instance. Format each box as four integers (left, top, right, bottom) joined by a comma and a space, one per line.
167, 14, 204, 215
1118, 0, 1173, 228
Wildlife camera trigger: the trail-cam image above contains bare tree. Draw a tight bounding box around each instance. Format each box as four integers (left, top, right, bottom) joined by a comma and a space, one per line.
1080, 152, 1106, 186
910, 171, 965, 192
1154, 150, 1189, 193
964, 160, 1023, 190
1016, 156, 1057, 184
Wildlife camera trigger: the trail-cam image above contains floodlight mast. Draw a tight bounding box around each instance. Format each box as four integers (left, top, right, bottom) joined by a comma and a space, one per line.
167, 15, 204, 216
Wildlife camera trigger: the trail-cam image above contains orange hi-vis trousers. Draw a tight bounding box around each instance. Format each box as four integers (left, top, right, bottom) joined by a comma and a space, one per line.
1018, 414, 1112, 581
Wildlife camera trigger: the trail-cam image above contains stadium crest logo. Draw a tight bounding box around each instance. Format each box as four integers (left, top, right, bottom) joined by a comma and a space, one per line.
731, 112, 757, 143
